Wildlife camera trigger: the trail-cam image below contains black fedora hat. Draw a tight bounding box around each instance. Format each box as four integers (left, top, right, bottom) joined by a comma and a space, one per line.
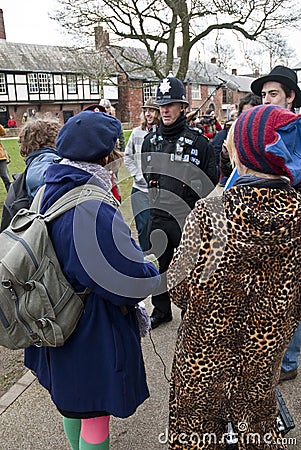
251, 65, 301, 107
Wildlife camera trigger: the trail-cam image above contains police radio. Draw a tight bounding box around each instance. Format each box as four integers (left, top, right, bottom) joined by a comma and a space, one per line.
175, 142, 184, 161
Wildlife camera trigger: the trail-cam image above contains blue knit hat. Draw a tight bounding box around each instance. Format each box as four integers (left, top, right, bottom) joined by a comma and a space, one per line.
234, 104, 301, 185
56, 110, 121, 162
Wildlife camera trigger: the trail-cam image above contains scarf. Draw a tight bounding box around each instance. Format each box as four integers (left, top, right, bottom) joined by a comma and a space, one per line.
60, 158, 112, 192
158, 111, 187, 138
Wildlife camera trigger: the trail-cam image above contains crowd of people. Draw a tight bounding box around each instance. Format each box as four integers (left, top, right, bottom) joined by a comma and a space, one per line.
1, 67, 301, 449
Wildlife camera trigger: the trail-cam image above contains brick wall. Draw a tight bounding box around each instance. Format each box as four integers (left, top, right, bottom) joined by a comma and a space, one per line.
117, 74, 143, 128
7, 103, 103, 128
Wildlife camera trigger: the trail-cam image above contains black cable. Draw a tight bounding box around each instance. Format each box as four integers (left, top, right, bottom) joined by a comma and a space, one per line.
148, 330, 171, 383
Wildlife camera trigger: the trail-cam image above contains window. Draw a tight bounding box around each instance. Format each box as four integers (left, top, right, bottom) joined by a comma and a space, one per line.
28, 73, 53, 93
222, 88, 228, 104
191, 84, 201, 99
143, 84, 157, 103
90, 79, 99, 94
208, 86, 217, 96
38, 73, 53, 93
28, 73, 39, 93
0, 73, 6, 94
67, 74, 77, 94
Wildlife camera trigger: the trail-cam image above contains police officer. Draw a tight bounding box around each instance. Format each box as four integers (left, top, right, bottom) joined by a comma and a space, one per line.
141, 76, 217, 329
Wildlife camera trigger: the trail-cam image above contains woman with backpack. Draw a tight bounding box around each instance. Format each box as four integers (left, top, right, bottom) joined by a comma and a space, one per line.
0, 118, 60, 230
24, 110, 160, 450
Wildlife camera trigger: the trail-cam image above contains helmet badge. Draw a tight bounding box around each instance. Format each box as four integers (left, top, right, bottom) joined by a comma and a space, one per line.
159, 78, 171, 95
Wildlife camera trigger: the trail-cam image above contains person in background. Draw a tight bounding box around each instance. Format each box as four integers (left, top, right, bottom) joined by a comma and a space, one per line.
251, 65, 301, 383
0, 124, 11, 191
18, 118, 61, 201
107, 145, 124, 203
229, 103, 238, 119
22, 112, 28, 124
124, 97, 161, 252
142, 76, 217, 329
199, 108, 222, 140
167, 104, 301, 449
237, 92, 262, 116
100, 99, 125, 153
99, 98, 113, 115
30, 109, 37, 120
7, 115, 17, 128
24, 110, 160, 450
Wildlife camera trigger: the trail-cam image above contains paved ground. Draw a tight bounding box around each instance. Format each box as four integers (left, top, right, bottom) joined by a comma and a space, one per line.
0, 299, 300, 449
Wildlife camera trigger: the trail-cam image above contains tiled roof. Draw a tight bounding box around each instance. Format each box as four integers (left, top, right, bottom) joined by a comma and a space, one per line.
187, 59, 254, 92
0, 41, 93, 73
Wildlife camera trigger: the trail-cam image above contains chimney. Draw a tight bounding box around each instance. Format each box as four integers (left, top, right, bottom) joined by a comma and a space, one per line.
0, 10, 6, 40
94, 26, 109, 50
211, 57, 217, 64
232, 68, 237, 76
177, 46, 183, 58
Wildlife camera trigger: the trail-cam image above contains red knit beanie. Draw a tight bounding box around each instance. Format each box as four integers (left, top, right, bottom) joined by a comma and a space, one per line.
234, 104, 301, 183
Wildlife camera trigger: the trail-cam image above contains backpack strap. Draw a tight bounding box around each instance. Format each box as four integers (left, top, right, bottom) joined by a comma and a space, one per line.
31, 184, 119, 223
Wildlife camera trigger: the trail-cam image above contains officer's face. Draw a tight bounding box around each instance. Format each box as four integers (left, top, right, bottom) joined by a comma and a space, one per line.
159, 102, 184, 126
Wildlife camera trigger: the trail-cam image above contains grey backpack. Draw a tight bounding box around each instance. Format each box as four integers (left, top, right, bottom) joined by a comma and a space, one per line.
0, 184, 118, 350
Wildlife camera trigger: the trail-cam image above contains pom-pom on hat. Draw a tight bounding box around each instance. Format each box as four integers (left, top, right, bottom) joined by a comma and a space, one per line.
56, 111, 121, 162
234, 104, 301, 185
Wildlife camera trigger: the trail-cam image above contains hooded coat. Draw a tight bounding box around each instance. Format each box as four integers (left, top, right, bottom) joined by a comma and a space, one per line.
167, 179, 301, 449
25, 163, 160, 419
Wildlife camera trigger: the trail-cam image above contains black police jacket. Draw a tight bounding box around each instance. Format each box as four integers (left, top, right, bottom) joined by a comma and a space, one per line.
141, 121, 217, 221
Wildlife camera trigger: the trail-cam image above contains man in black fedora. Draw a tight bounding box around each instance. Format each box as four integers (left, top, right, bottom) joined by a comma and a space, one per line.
251, 65, 301, 111
252, 66, 301, 383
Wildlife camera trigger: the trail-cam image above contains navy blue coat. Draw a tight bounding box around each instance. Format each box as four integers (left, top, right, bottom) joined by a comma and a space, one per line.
25, 164, 160, 418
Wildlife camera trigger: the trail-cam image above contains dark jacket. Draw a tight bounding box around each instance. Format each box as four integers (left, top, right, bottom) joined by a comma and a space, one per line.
141, 117, 217, 224
24, 163, 160, 419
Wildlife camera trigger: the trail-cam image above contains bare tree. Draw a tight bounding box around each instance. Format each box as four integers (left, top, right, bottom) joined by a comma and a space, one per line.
212, 32, 236, 71
51, 0, 301, 81
238, 32, 296, 75
261, 32, 296, 70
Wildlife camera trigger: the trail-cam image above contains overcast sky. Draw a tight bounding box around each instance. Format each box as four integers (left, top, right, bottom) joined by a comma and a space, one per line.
0, 0, 71, 46
1, 1, 300, 67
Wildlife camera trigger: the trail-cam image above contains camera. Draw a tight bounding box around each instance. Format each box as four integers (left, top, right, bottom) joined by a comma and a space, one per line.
199, 115, 216, 126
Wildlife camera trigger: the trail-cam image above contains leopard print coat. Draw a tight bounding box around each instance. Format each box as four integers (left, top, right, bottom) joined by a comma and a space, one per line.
167, 184, 301, 449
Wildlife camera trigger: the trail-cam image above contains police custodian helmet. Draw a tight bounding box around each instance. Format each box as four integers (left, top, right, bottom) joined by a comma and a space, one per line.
155, 76, 189, 106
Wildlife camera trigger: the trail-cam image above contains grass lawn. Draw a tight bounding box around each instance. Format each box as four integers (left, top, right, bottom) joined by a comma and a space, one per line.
0, 138, 25, 212
0, 130, 135, 230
